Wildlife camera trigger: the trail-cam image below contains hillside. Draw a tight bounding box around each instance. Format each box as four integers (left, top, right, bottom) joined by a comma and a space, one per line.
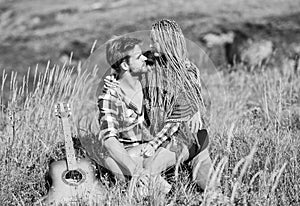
1, 0, 300, 72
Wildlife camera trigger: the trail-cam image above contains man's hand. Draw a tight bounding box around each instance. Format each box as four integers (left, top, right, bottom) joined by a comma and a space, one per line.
142, 144, 155, 157
103, 75, 119, 91
188, 111, 202, 133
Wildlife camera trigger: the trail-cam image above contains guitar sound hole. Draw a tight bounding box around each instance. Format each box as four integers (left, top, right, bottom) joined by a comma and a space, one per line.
64, 170, 83, 184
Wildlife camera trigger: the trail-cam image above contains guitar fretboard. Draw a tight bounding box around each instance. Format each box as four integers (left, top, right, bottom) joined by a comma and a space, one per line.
61, 117, 77, 171
56, 103, 77, 171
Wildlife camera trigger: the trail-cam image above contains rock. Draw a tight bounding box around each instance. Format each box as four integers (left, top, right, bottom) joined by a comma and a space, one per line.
281, 43, 300, 76
200, 31, 234, 48
200, 30, 274, 67
240, 39, 274, 66
289, 53, 299, 75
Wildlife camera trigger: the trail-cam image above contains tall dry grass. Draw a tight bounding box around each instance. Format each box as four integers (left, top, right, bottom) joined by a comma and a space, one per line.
0, 62, 101, 205
0, 56, 299, 205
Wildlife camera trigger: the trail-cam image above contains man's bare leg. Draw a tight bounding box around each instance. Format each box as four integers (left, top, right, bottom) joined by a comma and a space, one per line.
102, 144, 145, 181
102, 156, 127, 181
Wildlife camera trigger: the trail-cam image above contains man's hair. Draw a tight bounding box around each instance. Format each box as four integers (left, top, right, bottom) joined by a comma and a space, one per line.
106, 36, 142, 73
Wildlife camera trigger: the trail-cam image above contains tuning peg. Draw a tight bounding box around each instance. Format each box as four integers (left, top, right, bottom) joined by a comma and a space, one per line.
67, 103, 72, 115
54, 103, 61, 117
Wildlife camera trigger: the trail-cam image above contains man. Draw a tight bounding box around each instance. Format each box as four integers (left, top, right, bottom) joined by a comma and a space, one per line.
98, 36, 145, 178
95, 36, 171, 194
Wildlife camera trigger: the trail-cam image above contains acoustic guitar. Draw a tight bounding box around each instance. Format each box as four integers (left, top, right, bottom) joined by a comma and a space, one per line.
36, 102, 105, 205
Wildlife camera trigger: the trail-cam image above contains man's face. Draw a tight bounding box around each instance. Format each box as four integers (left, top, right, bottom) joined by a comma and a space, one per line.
127, 45, 148, 75
150, 31, 161, 53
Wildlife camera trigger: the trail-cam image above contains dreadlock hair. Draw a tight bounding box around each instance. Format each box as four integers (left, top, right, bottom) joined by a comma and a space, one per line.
149, 19, 206, 128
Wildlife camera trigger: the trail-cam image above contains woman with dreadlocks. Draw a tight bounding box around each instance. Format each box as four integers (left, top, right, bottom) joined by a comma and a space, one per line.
139, 19, 212, 190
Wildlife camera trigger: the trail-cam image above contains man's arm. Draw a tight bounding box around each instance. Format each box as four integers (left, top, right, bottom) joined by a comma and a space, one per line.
98, 92, 140, 176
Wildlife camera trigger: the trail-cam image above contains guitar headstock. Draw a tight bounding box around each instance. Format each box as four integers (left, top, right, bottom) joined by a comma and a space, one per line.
55, 102, 71, 118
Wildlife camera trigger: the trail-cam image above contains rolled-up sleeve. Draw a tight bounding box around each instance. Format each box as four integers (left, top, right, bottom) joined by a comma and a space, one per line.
98, 92, 119, 143
148, 122, 180, 150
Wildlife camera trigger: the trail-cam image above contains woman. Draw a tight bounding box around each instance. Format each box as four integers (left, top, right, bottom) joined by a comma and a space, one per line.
143, 19, 207, 151
141, 20, 212, 190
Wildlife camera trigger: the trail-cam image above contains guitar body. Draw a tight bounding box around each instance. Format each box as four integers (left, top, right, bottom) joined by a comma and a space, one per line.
45, 158, 105, 205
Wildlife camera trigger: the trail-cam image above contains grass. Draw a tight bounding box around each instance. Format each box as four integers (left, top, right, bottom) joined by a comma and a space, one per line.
0, 53, 299, 205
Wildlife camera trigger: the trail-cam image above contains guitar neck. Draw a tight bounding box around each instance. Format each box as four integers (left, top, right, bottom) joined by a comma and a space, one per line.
61, 117, 77, 171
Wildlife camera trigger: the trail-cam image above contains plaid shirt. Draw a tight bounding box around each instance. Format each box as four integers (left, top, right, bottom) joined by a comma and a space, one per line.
148, 122, 180, 150
98, 85, 186, 150
98, 88, 146, 148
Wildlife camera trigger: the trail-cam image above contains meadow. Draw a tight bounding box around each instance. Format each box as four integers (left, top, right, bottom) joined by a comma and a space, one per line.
1, 0, 300, 205
0, 49, 299, 205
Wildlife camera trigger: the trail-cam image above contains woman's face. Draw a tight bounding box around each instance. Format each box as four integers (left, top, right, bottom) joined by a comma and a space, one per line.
150, 30, 161, 53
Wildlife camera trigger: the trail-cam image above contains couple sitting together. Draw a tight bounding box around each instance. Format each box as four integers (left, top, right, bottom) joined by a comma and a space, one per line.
83, 19, 213, 195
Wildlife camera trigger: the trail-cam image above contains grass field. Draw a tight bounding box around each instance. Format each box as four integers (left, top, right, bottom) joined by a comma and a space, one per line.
1, 51, 300, 205
1, 0, 300, 205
